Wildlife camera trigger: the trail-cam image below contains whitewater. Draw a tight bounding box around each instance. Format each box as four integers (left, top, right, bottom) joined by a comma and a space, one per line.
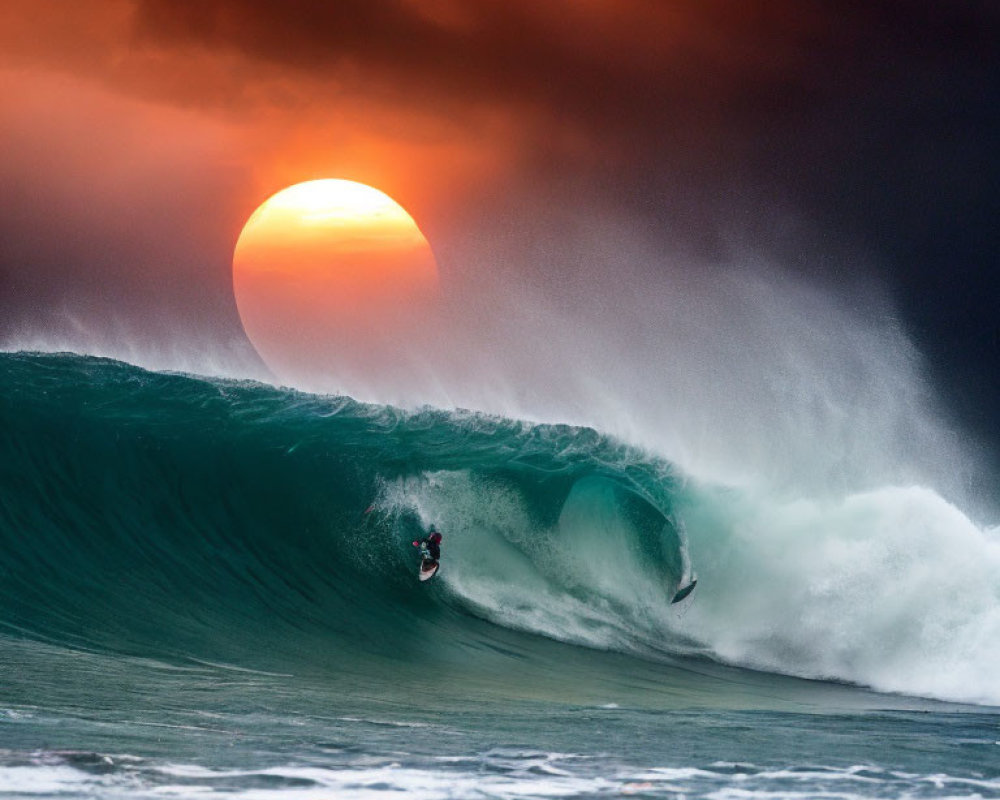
1, 348, 998, 799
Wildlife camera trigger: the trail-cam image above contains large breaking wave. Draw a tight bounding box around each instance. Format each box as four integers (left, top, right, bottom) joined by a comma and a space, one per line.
1, 352, 998, 705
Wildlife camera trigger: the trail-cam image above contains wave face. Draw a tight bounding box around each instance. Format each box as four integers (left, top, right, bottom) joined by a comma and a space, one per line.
1, 352, 998, 706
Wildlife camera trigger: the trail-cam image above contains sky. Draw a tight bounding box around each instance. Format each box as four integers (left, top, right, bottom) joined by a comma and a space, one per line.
1, 1, 998, 498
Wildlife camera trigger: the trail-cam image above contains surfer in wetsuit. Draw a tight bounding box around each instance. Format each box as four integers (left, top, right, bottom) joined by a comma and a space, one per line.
412, 527, 442, 565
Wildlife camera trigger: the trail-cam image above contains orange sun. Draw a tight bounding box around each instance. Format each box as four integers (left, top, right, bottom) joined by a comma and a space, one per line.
233, 179, 439, 391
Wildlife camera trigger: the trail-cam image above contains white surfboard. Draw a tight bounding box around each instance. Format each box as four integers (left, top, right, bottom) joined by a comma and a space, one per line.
419, 560, 440, 582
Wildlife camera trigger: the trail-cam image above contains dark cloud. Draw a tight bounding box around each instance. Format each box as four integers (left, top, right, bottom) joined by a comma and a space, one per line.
124, 0, 830, 166
124, 1, 993, 139
124, 1, 999, 270
124, 0, 999, 263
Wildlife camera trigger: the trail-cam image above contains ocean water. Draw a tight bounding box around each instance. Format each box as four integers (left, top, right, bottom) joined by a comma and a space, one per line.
1, 351, 998, 799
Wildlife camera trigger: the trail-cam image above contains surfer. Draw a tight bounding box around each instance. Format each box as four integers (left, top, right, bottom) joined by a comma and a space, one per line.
412, 527, 442, 581
412, 527, 442, 563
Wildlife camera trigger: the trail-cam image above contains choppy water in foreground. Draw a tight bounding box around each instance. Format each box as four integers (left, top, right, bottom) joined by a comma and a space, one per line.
4, 633, 999, 799
1, 352, 997, 798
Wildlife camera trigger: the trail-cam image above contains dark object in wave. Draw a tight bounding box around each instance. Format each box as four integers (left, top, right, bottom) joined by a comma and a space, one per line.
671, 579, 697, 604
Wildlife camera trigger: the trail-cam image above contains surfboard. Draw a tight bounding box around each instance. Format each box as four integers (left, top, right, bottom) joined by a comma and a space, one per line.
419, 559, 440, 582
671, 579, 697, 604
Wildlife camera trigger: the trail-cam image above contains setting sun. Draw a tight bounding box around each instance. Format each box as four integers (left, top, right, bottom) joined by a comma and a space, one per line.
233, 179, 439, 390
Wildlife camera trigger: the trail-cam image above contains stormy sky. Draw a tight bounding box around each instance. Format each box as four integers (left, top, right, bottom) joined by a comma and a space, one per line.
2, 1, 998, 485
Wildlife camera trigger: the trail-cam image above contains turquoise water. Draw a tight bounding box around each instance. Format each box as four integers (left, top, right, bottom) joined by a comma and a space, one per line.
1, 352, 998, 798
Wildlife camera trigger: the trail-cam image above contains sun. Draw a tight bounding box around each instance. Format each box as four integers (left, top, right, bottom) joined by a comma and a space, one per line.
233, 179, 439, 391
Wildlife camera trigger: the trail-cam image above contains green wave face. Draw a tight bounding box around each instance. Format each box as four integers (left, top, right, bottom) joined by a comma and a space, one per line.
0, 353, 689, 681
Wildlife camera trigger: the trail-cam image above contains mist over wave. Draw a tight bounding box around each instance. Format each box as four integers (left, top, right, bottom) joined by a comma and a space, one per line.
370, 213, 980, 505
6, 216, 981, 508
1, 352, 997, 706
